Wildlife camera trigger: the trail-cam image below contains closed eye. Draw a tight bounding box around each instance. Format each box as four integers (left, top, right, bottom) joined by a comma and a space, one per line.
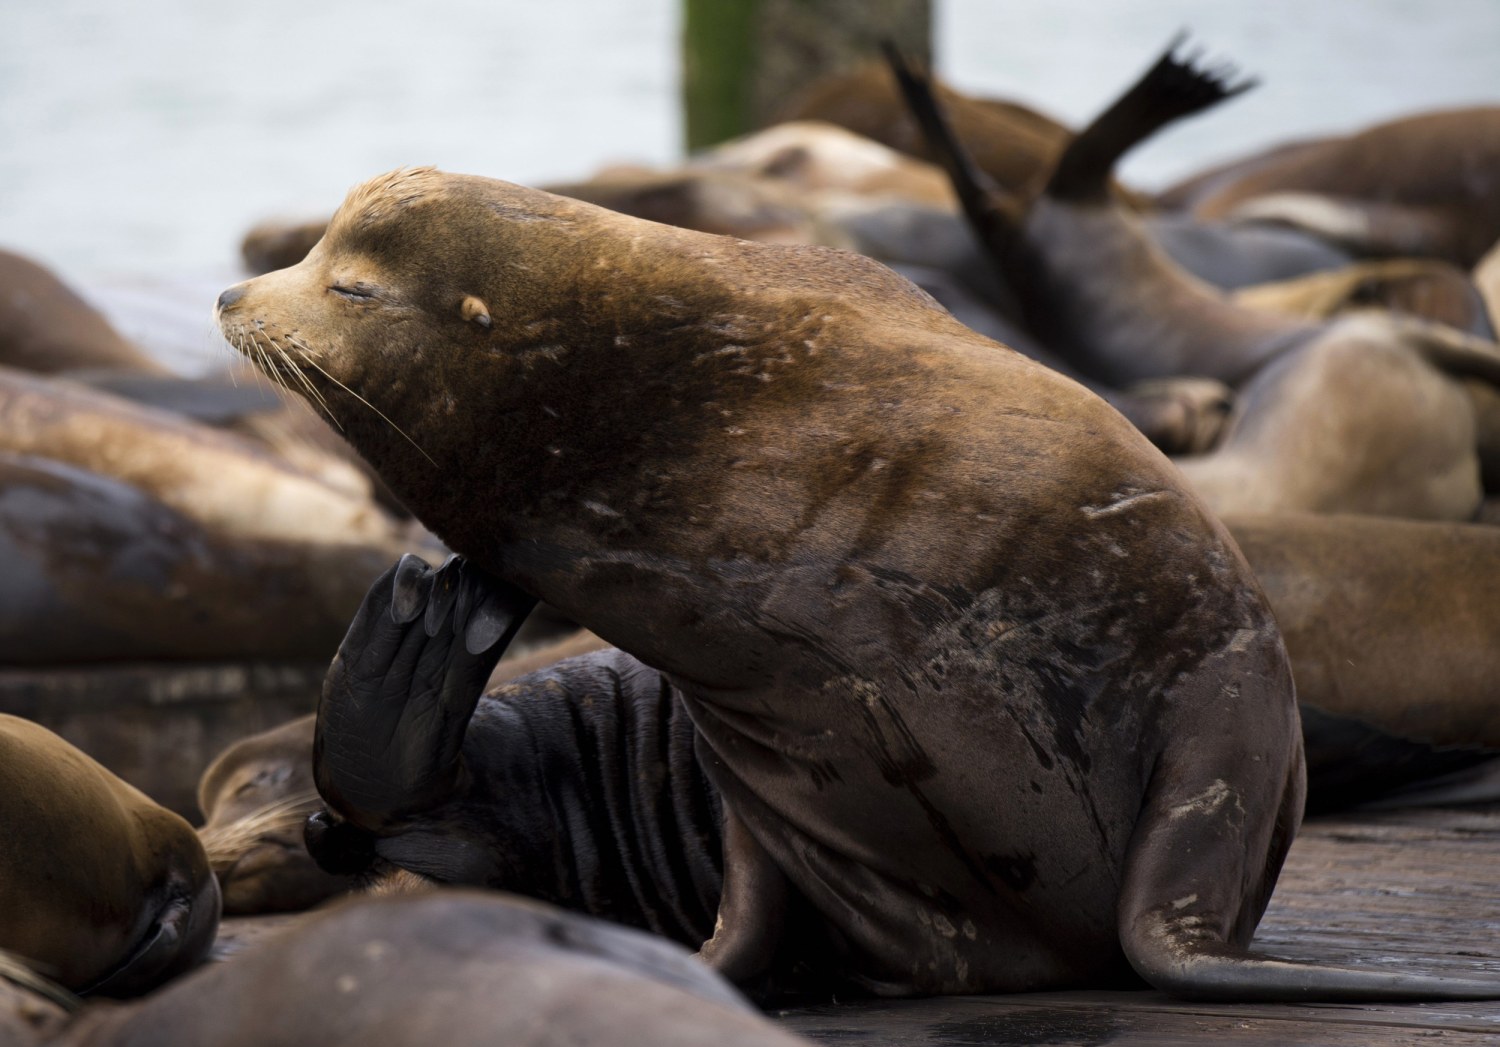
329, 284, 379, 301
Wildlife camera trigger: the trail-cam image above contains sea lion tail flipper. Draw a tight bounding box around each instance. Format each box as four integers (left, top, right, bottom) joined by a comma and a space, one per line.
313, 554, 537, 830
1118, 750, 1500, 1001
882, 43, 1022, 244
1045, 35, 1257, 202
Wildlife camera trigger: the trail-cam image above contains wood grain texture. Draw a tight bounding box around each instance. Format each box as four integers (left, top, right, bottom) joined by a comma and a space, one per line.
779, 805, 1500, 1045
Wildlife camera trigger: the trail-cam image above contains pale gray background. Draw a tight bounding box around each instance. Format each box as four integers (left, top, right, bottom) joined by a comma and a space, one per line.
3, 0, 1497, 285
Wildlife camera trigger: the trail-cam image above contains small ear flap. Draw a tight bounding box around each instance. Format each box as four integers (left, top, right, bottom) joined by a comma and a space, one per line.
460, 295, 491, 329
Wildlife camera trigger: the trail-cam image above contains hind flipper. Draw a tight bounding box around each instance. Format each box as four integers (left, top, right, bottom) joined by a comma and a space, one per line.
1120, 640, 1500, 1001
1047, 36, 1256, 202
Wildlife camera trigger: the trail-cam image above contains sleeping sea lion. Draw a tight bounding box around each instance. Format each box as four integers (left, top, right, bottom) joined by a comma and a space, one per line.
0, 715, 219, 996
218, 163, 1500, 1000
1226, 514, 1500, 812
1232, 258, 1496, 340
0, 250, 168, 377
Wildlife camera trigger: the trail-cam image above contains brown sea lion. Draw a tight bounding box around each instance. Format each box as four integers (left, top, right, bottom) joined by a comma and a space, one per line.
1233, 259, 1496, 339
194, 628, 608, 915
0, 715, 219, 996
1227, 514, 1500, 812
779, 60, 1086, 200
541, 166, 818, 245
1168, 314, 1487, 520
0, 450, 406, 664
891, 43, 1500, 521
195, 717, 346, 916
0, 365, 417, 550
1162, 107, 1500, 267
241, 218, 335, 277
36, 891, 812, 1047
0, 250, 168, 376
697, 120, 956, 208
218, 164, 1500, 1000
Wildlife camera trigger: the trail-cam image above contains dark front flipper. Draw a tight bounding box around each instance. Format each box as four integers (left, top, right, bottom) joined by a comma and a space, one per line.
308, 555, 535, 863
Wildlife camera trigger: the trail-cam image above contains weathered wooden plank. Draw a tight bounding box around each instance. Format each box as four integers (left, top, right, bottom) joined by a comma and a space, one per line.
778, 806, 1500, 1045
779, 993, 1500, 1045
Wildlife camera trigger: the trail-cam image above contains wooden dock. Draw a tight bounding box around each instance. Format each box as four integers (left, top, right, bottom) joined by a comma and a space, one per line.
212, 800, 1500, 1044
777, 804, 1500, 1045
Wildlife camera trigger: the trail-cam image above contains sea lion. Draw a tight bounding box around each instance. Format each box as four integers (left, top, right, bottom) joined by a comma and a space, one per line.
241, 218, 336, 277
1232, 258, 1496, 340
0, 715, 219, 996
0, 365, 417, 550
1226, 514, 1500, 812
697, 120, 956, 208
0, 450, 407, 664
37, 891, 812, 1047
195, 717, 347, 916
890, 42, 1500, 521
778, 60, 1089, 201
1168, 313, 1486, 520
219, 164, 1500, 1000
1160, 107, 1500, 267
0, 250, 169, 376
194, 628, 609, 915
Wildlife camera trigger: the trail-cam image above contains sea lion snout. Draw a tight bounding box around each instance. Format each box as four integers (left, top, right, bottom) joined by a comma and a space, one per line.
215, 284, 247, 314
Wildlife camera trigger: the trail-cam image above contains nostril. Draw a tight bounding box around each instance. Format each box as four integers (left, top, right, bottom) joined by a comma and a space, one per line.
216, 285, 246, 312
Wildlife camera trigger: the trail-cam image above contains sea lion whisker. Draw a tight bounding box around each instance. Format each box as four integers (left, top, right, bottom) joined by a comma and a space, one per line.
267, 334, 336, 420
293, 350, 437, 466
278, 335, 345, 429
199, 794, 324, 861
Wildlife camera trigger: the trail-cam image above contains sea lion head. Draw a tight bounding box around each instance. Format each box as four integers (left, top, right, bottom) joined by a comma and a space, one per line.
196, 717, 352, 914
0, 715, 220, 995
214, 168, 653, 536
215, 166, 932, 564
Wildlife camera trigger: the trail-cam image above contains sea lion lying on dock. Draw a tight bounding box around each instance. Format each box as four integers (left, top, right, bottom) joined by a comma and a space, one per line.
0, 715, 219, 996
1, 891, 811, 1046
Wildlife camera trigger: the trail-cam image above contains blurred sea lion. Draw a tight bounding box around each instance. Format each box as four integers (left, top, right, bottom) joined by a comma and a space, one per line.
0, 715, 219, 996
41, 891, 813, 1047
892, 41, 1500, 521
1161, 107, 1500, 267
1233, 258, 1495, 339
0, 450, 410, 664
1227, 514, 1500, 812
0, 250, 169, 377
